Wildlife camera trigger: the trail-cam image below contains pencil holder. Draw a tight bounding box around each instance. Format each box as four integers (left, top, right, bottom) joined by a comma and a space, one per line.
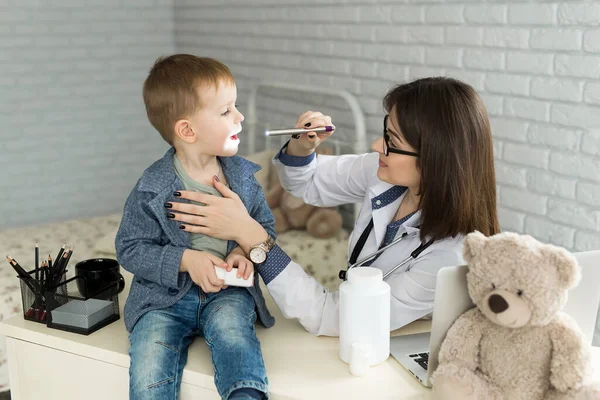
18, 266, 67, 324
45, 275, 120, 335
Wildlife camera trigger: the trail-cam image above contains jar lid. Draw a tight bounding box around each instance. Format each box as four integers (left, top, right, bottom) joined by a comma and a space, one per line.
347, 267, 383, 287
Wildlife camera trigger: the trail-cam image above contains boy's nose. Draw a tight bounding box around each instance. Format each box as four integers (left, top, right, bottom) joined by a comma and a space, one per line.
237, 111, 245, 123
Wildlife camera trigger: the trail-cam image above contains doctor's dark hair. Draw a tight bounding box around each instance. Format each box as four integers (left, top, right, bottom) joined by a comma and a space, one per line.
384, 77, 500, 241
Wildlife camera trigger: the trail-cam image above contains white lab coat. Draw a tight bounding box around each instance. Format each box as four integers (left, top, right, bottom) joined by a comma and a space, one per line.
261, 149, 465, 337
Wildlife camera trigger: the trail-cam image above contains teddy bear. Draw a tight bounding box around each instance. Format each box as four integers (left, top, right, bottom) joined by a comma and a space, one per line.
265, 146, 343, 239
432, 231, 600, 400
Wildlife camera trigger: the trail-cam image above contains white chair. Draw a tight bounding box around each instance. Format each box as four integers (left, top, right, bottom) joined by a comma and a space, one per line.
564, 251, 600, 346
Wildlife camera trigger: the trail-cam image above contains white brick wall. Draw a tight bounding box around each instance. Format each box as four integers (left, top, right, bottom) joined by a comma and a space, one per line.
2, 1, 599, 252
0, 0, 175, 228
174, 0, 600, 252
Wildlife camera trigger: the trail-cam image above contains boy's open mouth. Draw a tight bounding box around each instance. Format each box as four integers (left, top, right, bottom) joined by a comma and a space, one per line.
230, 134, 239, 140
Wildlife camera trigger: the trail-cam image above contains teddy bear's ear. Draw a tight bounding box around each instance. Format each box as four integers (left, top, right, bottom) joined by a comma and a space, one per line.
463, 231, 488, 264
541, 245, 581, 290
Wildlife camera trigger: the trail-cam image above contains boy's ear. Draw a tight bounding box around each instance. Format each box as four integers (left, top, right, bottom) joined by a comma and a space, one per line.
174, 119, 195, 143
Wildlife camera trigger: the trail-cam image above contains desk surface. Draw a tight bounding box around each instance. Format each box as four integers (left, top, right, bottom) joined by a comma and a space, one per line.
0, 271, 435, 400
3, 273, 599, 400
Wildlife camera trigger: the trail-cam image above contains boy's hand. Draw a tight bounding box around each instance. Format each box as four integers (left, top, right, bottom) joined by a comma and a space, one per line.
181, 250, 228, 293
226, 252, 254, 280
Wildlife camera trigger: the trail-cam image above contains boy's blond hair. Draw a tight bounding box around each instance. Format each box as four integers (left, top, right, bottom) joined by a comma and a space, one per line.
143, 54, 234, 145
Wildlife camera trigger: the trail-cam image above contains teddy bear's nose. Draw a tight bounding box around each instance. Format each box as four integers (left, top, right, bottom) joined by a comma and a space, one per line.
488, 294, 509, 314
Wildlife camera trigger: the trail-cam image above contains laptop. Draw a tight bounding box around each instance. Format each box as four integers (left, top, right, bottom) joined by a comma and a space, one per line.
390, 265, 472, 387
390, 251, 600, 388
563, 250, 600, 344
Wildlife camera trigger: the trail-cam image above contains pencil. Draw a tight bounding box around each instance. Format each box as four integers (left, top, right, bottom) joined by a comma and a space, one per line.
64, 247, 73, 270
54, 243, 66, 275
59, 248, 71, 283
47, 255, 52, 283
7, 255, 39, 295
35, 242, 39, 281
53, 249, 70, 284
6, 255, 29, 279
54, 247, 68, 275
50, 251, 67, 285
36, 264, 45, 320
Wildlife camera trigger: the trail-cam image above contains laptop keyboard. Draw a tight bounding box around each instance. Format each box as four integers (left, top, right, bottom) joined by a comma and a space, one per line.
408, 352, 429, 371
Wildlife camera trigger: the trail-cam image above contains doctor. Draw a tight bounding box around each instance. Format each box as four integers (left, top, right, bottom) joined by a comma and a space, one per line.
169, 77, 500, 336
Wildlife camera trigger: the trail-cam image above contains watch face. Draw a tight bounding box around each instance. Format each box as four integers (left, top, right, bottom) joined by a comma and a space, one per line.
250, 248, 267, 264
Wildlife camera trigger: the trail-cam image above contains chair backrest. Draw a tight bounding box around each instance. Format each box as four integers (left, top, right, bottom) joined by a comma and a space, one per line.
564, 250, 600, 345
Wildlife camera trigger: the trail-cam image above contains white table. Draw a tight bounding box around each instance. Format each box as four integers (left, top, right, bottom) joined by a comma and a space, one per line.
0, 272, 435, 400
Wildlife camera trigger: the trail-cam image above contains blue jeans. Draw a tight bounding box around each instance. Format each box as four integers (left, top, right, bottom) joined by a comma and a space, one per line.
129, 285, 268, 399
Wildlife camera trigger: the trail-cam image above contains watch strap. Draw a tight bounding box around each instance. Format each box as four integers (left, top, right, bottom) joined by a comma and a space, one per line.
252, 235, 275, 252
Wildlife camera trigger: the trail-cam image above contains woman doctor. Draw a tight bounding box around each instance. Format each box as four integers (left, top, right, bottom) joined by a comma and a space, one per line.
169, 77, 500, 336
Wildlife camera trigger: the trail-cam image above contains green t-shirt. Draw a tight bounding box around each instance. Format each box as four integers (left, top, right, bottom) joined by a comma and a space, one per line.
173, 155, 228, 260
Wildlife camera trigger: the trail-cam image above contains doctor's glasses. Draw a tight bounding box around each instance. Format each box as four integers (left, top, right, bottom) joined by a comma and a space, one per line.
383, 115, 419, 157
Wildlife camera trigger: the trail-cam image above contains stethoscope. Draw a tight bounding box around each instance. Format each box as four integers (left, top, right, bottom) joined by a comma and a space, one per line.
338, 217, 435, 281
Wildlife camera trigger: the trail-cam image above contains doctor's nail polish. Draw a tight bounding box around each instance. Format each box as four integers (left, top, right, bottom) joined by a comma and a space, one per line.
164, 202, 172, 208
174, 191, 181, 197
304, 122, 311, 127
213, 175, 220, 182
167, 213, 175, 219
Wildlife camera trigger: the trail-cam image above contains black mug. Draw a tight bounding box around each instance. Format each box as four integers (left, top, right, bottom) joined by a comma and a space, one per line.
75, 258, 125, 300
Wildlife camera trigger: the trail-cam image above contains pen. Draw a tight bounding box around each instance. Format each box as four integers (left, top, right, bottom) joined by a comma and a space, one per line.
264, 126, 335, 137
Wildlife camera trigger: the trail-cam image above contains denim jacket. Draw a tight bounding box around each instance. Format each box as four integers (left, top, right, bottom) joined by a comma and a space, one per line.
115, 147, 276, 332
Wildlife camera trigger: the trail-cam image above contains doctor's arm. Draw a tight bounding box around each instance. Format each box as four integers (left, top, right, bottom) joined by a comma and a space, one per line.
239, 222, 464, 337
256, 245, 464, 336
272, 111, 379, 207
273, 144, 379, 208
257, 247, 342, 337
227, 203, 340, 335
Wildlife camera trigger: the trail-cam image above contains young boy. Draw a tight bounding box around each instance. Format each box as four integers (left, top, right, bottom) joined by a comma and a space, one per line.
115, 54, 276, 400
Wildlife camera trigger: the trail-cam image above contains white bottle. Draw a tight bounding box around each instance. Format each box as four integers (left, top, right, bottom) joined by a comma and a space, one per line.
339, 267, 391, 376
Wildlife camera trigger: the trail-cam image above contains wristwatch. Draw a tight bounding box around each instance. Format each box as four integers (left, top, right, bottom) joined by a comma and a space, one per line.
248, 235, 275, 264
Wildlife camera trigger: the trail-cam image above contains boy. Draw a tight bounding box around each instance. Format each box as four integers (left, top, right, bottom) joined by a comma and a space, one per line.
115, 54, 276, 400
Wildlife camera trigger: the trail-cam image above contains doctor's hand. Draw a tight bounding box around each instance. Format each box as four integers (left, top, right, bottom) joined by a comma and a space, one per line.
168, 177, 269, 251
286, 111, 335, 157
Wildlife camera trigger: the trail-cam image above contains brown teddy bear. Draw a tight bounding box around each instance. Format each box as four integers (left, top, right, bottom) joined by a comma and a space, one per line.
432, 231, 600, 400
265, 146, 343, 239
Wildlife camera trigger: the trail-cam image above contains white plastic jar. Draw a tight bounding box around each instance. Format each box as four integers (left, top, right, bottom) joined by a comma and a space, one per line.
339, 267, 391, 375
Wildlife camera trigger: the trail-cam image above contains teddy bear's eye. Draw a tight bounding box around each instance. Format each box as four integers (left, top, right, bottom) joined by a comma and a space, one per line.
517, 289, 523, 296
